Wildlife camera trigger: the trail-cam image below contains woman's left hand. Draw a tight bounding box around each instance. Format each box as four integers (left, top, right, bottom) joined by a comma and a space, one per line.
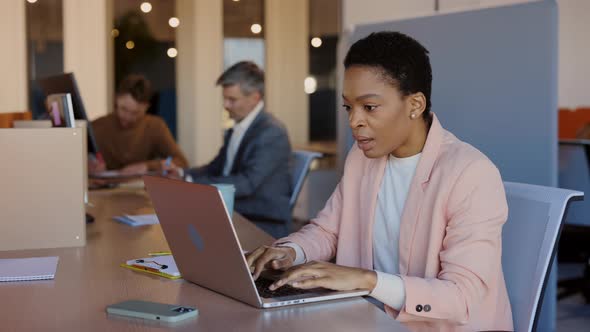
269, 261, 377, 292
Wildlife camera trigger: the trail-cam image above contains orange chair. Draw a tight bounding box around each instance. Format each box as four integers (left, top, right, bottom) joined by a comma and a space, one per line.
559, 108, 590, 139
576, 108, 590, 139
0, 111, 33, 128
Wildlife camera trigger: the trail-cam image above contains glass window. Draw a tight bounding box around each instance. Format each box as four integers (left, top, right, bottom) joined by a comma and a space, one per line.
26, 0, 64, 118
308, 0, 341, 143
222, 0, 265, 127
113, 0, 178, 137
223, 0, 265, 69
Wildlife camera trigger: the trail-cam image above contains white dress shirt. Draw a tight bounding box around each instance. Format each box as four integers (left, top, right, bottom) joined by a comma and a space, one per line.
223, 101, 264, 176
280, 152, 421, 312
182, 102, 263, 183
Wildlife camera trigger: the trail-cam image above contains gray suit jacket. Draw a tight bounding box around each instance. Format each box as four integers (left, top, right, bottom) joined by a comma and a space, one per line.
185, 110, 292, 224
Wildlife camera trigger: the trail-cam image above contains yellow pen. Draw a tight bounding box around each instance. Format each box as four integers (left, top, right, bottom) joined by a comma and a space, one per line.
148, 251, 172, 256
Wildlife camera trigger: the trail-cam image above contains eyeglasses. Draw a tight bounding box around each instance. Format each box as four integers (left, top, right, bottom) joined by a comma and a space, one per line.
135, 259, 168, 269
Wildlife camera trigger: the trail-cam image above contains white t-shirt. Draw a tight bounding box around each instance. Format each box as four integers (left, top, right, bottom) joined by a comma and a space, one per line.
370, 153, 421, 310
282, 153, 421, 311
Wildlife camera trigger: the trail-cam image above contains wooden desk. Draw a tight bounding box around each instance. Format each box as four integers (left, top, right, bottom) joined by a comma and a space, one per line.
0, 188, 405, 331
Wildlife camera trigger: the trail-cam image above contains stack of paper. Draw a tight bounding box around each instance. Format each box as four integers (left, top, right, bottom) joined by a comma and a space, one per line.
0, 256, 59, 282
121, 255, 181, 279
113, 214, 160, 227
90, 170, 157, 179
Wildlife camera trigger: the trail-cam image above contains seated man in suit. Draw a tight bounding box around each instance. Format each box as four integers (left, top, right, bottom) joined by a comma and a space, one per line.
166, 61, 293, 238
89, 74, 189, 175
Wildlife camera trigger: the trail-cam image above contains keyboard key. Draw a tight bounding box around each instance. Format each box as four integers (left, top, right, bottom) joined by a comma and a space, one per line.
255, 278, 310, 298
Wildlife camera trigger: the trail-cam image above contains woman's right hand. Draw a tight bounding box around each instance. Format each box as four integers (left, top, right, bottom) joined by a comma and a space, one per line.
245, 245, 296, 280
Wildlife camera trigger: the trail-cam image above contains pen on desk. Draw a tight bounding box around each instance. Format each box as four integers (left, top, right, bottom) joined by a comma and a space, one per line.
149, 251, 172, 256
131, 264, 162, 273
162, 156, 172, 176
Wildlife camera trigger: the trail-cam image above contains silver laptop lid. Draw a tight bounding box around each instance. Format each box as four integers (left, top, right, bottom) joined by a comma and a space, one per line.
144, 176, 263, 307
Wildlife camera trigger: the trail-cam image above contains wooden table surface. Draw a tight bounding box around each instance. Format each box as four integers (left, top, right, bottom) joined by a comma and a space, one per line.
0, 188, 405, 331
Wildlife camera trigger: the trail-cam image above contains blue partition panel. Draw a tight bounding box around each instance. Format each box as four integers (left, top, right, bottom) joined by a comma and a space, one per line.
348, 0, 557, 187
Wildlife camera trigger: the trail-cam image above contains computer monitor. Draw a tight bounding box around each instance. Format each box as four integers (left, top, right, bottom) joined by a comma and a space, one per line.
38, 73, 100, 154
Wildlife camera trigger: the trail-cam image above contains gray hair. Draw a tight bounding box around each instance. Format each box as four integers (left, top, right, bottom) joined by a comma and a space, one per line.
216, 61, 265, 97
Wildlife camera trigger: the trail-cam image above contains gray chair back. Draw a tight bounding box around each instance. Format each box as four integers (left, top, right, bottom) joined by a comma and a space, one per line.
502, 181, 582, 332
290, 151, 322, 211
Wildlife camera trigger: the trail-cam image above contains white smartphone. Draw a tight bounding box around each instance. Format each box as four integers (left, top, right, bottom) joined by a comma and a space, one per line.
106, 300, 198, 323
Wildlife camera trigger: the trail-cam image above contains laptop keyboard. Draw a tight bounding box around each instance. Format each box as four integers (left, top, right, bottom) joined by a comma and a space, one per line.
255, 278, 311, 298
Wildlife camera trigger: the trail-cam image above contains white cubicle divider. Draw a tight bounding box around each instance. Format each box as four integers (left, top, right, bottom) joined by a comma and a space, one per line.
10, 120, 90, 204
12, 120, 52, 128
0, 127, 86, 250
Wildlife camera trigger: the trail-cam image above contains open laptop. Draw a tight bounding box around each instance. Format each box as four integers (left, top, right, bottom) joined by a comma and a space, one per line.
143, 175, 369, 308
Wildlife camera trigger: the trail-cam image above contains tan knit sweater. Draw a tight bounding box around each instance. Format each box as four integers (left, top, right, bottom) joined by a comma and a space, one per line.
92, 113, 188, 171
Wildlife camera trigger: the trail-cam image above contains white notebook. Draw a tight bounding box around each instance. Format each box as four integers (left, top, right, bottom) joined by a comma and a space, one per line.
0, 257, 59, 282
113, 214, 160, 227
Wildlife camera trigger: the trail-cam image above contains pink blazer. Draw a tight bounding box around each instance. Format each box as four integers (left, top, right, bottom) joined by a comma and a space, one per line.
278, 114, 513, 331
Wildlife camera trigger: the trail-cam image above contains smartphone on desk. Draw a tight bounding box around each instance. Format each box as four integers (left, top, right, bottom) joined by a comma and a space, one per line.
106, 300, 198, 323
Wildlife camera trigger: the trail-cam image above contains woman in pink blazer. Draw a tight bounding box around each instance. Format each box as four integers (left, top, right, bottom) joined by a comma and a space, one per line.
247, 31, 513, 331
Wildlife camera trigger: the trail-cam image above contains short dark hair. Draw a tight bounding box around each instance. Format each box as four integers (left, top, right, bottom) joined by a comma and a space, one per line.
216, 61, 265, 97
344, 31, 432, 117
117, 74, 152, 104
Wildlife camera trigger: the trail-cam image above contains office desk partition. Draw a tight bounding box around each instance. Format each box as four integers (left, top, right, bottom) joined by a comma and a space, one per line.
0, 188, 404, 331
0, 128, 86, 251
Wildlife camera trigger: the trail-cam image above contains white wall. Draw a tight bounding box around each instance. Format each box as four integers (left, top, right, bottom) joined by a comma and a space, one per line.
343, 0, 435, 32
342, 0, 590, 109
439, 0, 536, 12
0, 0, 27, 113
557, 0, 590, 108
63, 0, 113, 120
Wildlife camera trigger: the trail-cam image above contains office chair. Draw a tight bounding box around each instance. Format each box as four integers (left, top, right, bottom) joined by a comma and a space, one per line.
290, 151, 323, 212
502, 181, 582, 332
557, 140, 590, 303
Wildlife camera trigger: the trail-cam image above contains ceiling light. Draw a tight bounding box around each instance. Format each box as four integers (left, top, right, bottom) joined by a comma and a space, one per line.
250, 24, 262, 34
168, 17, 180, 28
304, 77, 317, 94
140, 2, 152, 13
311, 37, 323, 48
167, 48, 178, 58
